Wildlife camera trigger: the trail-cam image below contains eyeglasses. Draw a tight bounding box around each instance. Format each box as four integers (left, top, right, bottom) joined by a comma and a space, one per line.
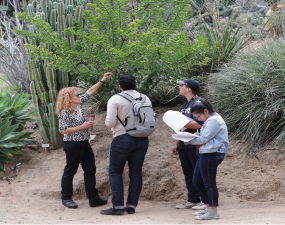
193, 112, 203, 120
73, 93, 80, 97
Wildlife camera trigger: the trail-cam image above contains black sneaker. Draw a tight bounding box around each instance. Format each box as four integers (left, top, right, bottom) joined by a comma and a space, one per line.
62, 199, 78, 209
100, 208, 124, 215
125, 207, 135, 214
89, 197, 108, 207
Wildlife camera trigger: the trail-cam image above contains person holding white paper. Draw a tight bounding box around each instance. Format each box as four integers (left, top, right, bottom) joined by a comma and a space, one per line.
188, 99, 229, 220
171, 79, 205, 210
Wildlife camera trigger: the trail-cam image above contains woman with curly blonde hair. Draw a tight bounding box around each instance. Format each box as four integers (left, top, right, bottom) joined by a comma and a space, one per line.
56, 87, 80, 115
57, 72, 112, 209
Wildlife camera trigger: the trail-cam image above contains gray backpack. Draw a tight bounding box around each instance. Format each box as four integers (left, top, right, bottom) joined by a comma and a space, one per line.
116, 93, 156, 137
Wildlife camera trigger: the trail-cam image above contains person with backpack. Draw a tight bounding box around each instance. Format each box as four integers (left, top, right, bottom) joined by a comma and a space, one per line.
101, 73, 155, 215
188, 98, 229, 220
172, 79, 206, 210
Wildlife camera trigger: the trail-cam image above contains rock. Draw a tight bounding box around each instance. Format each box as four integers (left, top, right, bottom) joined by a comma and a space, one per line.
28, 145, 39, 150
24, 121, 38, 129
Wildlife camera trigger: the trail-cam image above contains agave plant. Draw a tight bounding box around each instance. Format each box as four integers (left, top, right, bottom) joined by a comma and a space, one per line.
191, 21, 253, 74
0, 90, 34, 170
0, 91, 35, 131
0, 117, 33, 170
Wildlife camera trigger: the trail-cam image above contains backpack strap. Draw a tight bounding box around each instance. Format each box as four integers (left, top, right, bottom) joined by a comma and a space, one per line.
117, 92, 145, 102
117, 115, 125, 127
116, 93, 145, 127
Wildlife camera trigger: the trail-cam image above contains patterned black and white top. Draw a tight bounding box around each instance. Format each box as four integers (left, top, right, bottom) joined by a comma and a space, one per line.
58, 93, 90, 142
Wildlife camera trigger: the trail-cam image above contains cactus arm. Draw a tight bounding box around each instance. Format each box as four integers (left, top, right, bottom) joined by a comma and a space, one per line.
40, 0, 48, 22
30, 81, 50, 144
48, 103, 60, 149
51, 9, 57, 31
58, 70, 69, 88
28, 4, 36, 17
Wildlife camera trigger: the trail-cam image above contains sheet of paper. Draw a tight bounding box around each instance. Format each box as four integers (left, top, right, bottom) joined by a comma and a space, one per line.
163, 110, 193, 133
172, 132, 199, 142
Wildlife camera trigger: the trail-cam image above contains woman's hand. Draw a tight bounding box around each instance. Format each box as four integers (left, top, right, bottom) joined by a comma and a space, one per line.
101, 72, 113, 82
86, 72, 113, 96
82, 121, 95, 129
61, 121, 94, 134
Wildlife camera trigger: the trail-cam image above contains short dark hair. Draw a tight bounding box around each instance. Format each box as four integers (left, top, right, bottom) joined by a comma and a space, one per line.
191, 98, 216, 114
119, 73, 136, 90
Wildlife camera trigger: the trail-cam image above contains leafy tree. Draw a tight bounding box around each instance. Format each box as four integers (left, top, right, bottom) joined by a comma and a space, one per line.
17, 0, 210, 107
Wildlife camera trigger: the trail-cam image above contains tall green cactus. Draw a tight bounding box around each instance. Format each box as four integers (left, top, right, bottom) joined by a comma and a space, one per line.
26, 0, 89, 149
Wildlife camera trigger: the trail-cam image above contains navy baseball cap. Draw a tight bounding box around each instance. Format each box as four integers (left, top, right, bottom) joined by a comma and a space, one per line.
177, 79, 200, 93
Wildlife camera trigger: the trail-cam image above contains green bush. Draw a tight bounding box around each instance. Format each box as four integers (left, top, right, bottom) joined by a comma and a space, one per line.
205, 39, 285, 152
0, 91, 34, 170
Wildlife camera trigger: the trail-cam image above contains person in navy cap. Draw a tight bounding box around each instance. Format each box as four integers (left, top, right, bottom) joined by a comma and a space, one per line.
172, 79, 206, 210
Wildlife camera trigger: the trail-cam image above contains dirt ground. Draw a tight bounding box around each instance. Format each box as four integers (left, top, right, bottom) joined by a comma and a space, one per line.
1, 106, 285, 224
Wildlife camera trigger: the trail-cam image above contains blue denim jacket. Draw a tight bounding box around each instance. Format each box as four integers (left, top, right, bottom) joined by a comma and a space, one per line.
188, 113, 229, 154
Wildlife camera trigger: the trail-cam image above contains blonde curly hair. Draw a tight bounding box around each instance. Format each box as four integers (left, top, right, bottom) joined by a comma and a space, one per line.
56, 87, 79, 115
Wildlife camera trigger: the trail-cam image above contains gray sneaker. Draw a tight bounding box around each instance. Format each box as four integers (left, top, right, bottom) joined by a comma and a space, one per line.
194, 207, 209, 216
195, 208, 220, 220
192, 202, 206, 210
175, 201, 197, 209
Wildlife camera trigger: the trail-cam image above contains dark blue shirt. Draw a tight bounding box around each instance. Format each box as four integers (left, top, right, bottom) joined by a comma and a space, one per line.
178, 96, 204, 149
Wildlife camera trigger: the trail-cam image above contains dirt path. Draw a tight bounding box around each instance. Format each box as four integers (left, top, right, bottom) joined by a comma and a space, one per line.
1, 107, 285, 224
1, 194, 285, 224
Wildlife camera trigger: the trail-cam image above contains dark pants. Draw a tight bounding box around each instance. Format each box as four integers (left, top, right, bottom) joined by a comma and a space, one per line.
193, 152, 224, 207
108, 133, 148, 209
177, 146, 200, 203
61, 141, 99, 202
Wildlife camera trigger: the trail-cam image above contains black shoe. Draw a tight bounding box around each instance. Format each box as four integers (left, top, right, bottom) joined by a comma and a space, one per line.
100, 208, 124, 215
125, 207, 135, 214
62, 199, 78, 209
89, 197, 108, 207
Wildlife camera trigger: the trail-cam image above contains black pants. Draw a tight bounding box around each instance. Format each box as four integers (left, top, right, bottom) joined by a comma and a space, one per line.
61, 141, 99, 202
177, 146, 200, 203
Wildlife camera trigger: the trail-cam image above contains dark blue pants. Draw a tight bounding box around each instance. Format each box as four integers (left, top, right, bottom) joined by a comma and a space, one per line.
177, 146, 200, 203
61, 141, 99, 202
109, 133, 148, 208
193, 153, 224, 207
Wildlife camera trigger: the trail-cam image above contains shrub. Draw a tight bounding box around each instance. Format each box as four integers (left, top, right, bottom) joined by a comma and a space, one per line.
205, 39, 285, 152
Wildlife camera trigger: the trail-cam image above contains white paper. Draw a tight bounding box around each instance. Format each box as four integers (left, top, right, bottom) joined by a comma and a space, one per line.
163, 110, 193, 132
163, 110, 198, 142
172, 132, 199, 142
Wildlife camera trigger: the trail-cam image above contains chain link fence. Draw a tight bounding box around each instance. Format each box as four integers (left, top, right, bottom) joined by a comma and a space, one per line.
186, 0, 284, 39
